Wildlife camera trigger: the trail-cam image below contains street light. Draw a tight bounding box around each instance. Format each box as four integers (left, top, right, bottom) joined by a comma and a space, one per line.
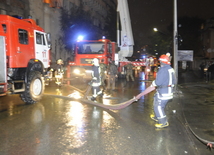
153, 28, 158, 32
153, 0, 178, 80
153, 27, 166, 35
173, 0, 178, 79
152, 27, 172, 57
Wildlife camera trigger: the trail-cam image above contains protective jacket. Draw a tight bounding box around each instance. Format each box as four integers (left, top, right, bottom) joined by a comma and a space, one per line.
125, 63, 134, 73
100, 63, 107, 74
107, 63, 118, 75
91, 65, 101, 86
151, 64, 176, 100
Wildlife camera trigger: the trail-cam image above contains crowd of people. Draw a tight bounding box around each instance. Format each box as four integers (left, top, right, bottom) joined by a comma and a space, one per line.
55, 54, 176, 129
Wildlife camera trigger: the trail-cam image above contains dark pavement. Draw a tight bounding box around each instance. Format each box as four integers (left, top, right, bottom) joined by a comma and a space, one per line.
173, 69, 214, 154
0, 69, 214, 155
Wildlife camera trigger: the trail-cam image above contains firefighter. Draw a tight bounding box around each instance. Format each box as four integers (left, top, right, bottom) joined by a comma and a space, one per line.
150, 54, 176, 128
56, 58, 64, 72
55, 58, 64, 74
124, 62, 134, 81
54, 58, 64, 85
99, 59, 107, 87
89, 58, 103, 101
107, 60, 118, 90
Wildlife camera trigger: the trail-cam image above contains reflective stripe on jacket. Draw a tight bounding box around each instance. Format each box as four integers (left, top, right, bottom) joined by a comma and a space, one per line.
152, 64, 176, 100
92, 66, 101, 86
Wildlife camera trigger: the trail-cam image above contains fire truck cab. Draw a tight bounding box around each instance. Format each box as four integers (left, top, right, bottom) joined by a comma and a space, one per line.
68, 38, 117, 79
0, 15, 51, 104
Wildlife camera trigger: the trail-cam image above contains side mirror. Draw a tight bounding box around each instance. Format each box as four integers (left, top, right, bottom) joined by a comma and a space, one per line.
46, 33, 51, 47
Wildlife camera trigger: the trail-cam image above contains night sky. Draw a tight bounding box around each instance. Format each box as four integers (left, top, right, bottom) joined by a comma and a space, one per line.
128, 0, 214, 49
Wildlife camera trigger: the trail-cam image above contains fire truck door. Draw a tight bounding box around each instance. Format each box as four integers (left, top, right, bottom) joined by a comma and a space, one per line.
0, 36, 6, 84
14, 28, 32, 67
34, 31, 49, 68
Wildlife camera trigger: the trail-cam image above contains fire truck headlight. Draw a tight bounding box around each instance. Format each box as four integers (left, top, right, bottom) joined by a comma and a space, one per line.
73, 69, 80, 75
8, 68, 14, 77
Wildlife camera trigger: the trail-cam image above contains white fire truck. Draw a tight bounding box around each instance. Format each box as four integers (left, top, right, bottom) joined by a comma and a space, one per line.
0, 15, 51, 104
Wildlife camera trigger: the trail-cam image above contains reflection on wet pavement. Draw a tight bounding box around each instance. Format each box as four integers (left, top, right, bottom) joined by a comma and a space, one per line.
0, 70, 213, 154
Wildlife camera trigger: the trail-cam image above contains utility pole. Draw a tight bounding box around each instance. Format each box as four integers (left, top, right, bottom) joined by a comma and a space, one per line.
173, 0, 178, 79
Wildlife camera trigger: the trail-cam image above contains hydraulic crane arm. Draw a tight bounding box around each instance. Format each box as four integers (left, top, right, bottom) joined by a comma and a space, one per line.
117, 0, 134, 61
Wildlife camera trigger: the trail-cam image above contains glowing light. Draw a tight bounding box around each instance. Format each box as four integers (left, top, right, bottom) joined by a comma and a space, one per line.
68, 91, 82, 99
103, 111, 113, 121
137, 66, 141, 70
142, 55, 146, 59
56, 89, 62, 95
103, 94, 111, 98
77, 35, 84, 41
67, 101, 84, 125
85, 70, 93, 73
73, 69, 80, 74
141, 72, 146, 80
66, 101, 85, 146
153, 28, 158, 32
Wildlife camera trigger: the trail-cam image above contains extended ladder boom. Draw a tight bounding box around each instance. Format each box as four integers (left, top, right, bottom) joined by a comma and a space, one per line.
117, 0, 134, 61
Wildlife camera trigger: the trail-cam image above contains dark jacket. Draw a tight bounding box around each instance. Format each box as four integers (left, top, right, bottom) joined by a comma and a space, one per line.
152, 64, 176, 100
107, 63, 118, 75
92, 66, 101, 84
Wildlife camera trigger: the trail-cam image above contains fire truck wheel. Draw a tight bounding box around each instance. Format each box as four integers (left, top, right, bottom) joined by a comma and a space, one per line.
20, 71, 44, 104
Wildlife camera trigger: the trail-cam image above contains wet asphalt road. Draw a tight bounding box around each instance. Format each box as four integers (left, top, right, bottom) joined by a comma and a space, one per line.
0, 70, 214, 155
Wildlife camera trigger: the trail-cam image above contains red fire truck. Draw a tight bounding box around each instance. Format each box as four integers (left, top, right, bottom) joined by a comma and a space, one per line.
67, 0, 158, 79
0, 15, 51, 104
68, 38, 117, 79
67, 37, 157, 79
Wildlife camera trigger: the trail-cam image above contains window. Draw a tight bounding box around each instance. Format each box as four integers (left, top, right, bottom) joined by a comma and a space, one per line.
2, 24, 6, 33
108, 44, 112, 53
18, 29, 28, 44
42, 34, 46, 45
0, 9, 7, 15
36, 32, 46, 45
77, 42, 105, 54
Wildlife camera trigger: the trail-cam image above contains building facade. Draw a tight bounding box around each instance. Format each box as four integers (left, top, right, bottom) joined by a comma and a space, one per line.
0, 0, 30, 17
0, 0, 117, 65
201, 18, 214, 59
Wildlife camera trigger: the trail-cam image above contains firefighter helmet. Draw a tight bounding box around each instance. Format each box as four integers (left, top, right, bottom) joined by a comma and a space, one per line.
166, 52, 170, 57
57, 58, 63, 65
92, 58, 99, 66
159, 55, 170, 65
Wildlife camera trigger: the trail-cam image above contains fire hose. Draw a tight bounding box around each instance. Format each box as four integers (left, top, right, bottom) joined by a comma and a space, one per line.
45, 83, 214, 149
187, 120, 214, 149
45, 85, 155, 110
175, 90, 214, 149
